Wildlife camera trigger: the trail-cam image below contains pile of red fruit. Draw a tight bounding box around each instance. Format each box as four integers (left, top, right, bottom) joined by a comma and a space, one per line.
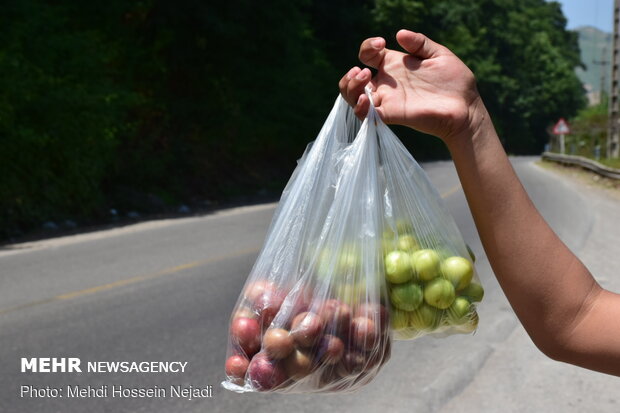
224, 280, 390, 392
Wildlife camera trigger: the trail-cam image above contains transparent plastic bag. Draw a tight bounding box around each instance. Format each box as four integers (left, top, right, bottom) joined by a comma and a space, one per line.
277, 106, 391, 393
372, 91, 483, 340
222, 89, 483, 394
221, 96, 384, 393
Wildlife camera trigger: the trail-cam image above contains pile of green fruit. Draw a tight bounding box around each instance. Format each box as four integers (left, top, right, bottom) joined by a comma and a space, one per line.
382, 228, 483, 339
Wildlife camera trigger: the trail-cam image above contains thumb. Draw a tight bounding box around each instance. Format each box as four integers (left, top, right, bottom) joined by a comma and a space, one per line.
358, 37, 387, 69
396, 30, 443, 59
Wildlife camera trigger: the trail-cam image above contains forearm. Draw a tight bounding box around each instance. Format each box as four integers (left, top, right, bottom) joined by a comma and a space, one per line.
343, 29, 620, 374
445, 102, 602, 357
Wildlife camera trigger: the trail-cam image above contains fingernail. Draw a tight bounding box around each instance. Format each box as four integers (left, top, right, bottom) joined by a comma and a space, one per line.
357, 95, 363, 104
371, 39, 383, 49
355, 70, 367, 80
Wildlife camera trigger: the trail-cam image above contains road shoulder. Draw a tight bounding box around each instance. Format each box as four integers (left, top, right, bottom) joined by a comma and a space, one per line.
0, 203, 277, 258
438, 158, 620, 413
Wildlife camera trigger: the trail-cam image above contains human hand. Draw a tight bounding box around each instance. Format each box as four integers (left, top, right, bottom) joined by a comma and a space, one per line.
339, 30, 484, 143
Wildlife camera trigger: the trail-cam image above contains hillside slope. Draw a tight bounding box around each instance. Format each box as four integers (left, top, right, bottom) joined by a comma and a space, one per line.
575, 26, 612, 94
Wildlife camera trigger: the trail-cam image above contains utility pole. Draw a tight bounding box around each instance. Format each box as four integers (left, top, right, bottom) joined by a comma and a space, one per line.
608, 0, 620, 158
593, 47, 608, 105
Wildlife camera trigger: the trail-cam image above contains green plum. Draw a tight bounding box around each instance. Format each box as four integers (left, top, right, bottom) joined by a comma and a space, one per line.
447, 297, 472, 325
383, 228, 397, 241
334, 281, 369, 306
410, 303, 442, 331
382, 239, 396, 256
337, 250, 361, 275
316, 248, 333, 279
459, 282, 484, 302
385, 250, 413, 284
441, 256, 474, 291
390, 308, 411, 330
424, 278, 456, 309
410, 250, 424, 261
397, 234, 419, 252
389, 282, 423, 311
334, 283, 357, 305
395, 219, 414, 235
412, 249, 440, 281
355, 282, 369, 300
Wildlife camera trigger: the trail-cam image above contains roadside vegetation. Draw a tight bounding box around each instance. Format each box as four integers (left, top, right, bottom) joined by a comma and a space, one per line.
0, 0, 586, 240
552, 99, 620, 170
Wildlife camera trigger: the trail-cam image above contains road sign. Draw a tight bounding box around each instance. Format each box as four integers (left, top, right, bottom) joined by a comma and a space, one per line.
553, 118, 570, 135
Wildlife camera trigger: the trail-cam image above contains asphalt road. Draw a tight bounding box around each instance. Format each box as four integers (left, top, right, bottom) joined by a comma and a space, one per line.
1, 157, 618, 413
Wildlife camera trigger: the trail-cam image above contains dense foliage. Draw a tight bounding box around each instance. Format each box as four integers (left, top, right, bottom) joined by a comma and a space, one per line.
0, 0, 585, 239
557, 101, 608, 158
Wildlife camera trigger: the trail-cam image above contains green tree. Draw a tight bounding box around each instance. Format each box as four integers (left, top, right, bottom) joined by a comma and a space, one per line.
0, 0, 588, 240
0, 0, 137, 237
566, 102, 608, 158
0, 0, 337, 238
372, 0, 586, 154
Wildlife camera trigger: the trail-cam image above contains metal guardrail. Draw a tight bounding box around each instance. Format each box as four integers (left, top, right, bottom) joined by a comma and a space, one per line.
541, 152, 620, 180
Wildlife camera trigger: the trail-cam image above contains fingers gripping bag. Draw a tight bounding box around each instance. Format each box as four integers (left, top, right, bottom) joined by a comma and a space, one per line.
221, 96, 378, 393
371, 90, 484, 340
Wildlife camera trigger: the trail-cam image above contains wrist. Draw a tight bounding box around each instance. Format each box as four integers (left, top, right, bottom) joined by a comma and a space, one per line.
443, 96, 493, 152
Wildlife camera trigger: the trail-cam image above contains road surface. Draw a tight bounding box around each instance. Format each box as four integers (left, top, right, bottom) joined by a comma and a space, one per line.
1, 157, 618, 412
